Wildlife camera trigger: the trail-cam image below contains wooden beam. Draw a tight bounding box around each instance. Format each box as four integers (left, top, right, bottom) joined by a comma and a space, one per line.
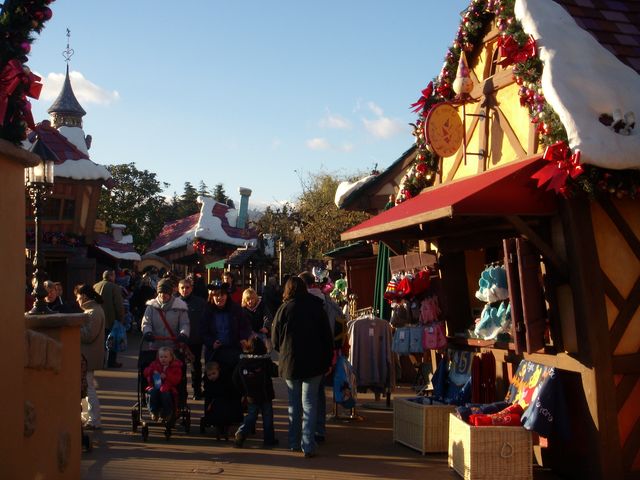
494, 106, 527, 159
615, 374, 639, 410
609, 276, 640, 353
559, 197, 623, 479
528, 121, 539, 155
445, 102, 482, 182
524, 352, 588, 374
597, 196, 640, 261
613, 354, 640, 375
622, 419, 640, 473
601, 269, 625, 310
506, 215, 568, 279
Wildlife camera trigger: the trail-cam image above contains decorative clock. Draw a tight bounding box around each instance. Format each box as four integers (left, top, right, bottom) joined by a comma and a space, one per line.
424, 102, 464, 157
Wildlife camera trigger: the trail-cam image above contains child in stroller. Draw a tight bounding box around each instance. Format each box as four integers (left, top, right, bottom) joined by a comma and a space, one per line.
143, 347, 183, 424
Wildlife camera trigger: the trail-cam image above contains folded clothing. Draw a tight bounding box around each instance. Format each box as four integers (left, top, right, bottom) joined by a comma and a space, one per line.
469, 403, 524, 427
456, 401, 510, 423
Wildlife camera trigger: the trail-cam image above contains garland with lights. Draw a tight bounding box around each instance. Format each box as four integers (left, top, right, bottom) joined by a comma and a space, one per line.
403, 0, 639, 203
0, 0, 54, 145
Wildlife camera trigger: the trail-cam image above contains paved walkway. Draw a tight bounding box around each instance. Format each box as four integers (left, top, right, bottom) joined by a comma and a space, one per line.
81, 333, 559, 479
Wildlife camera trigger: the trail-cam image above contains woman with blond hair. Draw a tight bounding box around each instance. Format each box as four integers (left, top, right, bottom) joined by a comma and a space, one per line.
241, 288, 273, 349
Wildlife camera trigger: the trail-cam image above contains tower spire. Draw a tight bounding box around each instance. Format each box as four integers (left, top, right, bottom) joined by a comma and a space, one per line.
47, 28, 86, 128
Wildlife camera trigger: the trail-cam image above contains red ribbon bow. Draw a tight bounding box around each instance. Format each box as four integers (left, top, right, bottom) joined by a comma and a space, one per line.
0, 60, 25, 124
531, 141, 584, 195
0, 60, 42, 127
410, 81, 433, 113
497, 35, 537, 67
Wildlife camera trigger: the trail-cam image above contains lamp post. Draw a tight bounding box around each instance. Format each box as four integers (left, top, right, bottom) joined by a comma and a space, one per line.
25, 158, 54, 314
277, 239, 284, 286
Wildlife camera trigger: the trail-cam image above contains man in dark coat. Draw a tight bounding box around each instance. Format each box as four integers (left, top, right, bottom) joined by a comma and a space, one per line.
271, 276, 333, 458
94, 270, 125, 368
179, 277, 208, 400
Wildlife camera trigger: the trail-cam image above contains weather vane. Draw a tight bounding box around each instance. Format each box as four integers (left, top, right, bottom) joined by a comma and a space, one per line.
62, 28, 74, 63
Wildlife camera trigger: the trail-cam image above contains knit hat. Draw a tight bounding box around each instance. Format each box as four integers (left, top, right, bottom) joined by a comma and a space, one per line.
157, 278, 173, 294
207, 280, 230, 292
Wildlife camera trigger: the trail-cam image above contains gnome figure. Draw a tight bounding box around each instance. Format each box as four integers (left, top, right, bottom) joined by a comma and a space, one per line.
452, 52, 474, 97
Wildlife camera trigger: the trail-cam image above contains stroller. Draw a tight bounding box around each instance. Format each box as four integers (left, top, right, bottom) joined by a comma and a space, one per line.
131, 336, 191, 441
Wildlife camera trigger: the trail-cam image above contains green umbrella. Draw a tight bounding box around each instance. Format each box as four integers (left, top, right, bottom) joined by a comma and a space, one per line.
373, 242, 391, 320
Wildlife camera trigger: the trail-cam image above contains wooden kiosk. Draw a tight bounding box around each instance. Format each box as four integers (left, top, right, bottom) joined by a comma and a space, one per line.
340, 1, 640, 478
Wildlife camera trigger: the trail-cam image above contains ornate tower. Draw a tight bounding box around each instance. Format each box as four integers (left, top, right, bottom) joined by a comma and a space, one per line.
47, 29, 86, 129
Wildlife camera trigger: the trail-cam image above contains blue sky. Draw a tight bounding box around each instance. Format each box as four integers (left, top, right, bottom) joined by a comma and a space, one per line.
28, 1, 469, 209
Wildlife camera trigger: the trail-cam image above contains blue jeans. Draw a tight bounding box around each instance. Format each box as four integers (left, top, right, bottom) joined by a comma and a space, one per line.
236, 401, 275, 443
285, 375, 322, 454
316, 375, 327, 437
147, 389, 173, 418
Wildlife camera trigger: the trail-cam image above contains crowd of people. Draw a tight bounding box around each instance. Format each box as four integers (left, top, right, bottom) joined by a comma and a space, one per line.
69, 266, 342, 458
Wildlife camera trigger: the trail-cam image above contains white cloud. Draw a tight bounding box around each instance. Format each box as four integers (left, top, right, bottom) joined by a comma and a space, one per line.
271, 138, 283, 149
367, 101, 384, 116
363, 116, 406, 139
306, 137, 331, 150
340, 143, 354, 152
319, 111, 351, 129
37, 70, 120, 106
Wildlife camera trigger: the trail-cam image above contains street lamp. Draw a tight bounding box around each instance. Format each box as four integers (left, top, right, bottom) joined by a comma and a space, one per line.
25, 157, 54, 314
277, 239, 285, 286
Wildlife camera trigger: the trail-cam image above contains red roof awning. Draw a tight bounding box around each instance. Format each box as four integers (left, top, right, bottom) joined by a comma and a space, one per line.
341, 156, 557, 241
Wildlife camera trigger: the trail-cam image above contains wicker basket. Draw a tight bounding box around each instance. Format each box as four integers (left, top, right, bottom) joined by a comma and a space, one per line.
393, 398, 456, 453
448, 413, 532, 480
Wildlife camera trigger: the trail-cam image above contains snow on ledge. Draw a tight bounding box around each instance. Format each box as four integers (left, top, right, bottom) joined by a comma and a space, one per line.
516, 0, 640, 170
54, 159, 112, 181
335, 174, 377, 208
96, 245, 141, 261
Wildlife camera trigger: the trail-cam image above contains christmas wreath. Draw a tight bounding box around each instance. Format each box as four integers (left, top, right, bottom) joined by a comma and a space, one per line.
0, 0, 54, 145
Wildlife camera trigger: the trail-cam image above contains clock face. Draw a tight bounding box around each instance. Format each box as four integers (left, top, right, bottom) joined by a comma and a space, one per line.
424, 103, 464, 157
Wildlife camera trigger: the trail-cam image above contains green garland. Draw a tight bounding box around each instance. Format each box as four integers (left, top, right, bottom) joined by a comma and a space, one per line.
0, 0, 54, 145
400, 0, 639, 204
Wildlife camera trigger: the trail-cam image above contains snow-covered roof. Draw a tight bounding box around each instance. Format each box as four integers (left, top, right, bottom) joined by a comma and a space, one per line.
146, 196, 257, 256
335, 175, 377, 208
23, 121, 111, 182
517, 0, 640, 170
94, 233, 141, 261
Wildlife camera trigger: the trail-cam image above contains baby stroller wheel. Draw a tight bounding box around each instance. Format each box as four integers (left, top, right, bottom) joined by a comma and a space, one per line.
131, 407, 140, 432
199, 417, 206, 434
141, 424, 149, 442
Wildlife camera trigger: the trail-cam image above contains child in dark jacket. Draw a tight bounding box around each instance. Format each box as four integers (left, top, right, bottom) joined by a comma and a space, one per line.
233, 337, 278, 447
143, 346, 183, 423
202, 361, 242, 440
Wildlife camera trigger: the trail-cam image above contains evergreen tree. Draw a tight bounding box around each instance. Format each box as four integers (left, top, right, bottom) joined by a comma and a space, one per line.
212, 183, 228, 203
179, 181, 200, 217
197, 180, 209, 197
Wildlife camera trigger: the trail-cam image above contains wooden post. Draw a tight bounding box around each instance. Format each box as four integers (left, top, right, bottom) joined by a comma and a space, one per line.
559, 197, 623, 479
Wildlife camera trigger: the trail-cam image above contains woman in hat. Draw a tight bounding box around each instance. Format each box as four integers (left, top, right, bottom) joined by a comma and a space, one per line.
141, 278, 190, 351
201, 280, 252, 372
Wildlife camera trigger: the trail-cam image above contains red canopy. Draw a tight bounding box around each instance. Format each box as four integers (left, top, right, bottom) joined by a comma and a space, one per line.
341, 156, 557, 241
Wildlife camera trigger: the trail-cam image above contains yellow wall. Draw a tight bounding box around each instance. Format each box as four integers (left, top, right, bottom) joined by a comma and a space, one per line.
0, 141, 82, 480
440, 38, 537, 183
0, 142, 29, 478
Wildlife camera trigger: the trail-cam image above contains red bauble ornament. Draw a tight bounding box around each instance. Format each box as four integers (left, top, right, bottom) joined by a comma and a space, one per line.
416, 162, 428, 174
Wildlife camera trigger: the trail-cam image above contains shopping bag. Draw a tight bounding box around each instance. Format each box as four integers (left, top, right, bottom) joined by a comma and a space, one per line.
105, 321, 127, 352
333, 354, 357, 409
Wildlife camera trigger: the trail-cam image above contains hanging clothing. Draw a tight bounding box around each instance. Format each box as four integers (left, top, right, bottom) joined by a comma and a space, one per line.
348, 316, 394, 390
